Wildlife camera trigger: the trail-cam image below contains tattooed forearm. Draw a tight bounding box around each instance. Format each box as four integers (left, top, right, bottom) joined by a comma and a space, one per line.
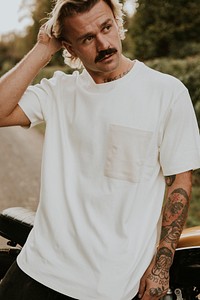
165, 175, 176, 186
161, 188, 190, 249
147, 247, 173, 296
152, 247, 173, 277
171, 188, 190, 202
145, 173, 192, 298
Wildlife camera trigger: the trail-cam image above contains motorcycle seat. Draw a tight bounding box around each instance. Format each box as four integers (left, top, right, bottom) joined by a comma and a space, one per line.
177, 225, 200, 248
0, 207, 35, 247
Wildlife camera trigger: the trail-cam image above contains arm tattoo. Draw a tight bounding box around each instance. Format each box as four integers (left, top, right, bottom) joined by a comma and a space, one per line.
147, 247, 173, 296
147, 179, 191, 297
152, 247, 173, 278
161, 188, 190, 249
165, 175, 176, 186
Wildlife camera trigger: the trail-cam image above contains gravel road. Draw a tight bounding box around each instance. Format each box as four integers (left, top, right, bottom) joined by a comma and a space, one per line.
0, 126, 44, 247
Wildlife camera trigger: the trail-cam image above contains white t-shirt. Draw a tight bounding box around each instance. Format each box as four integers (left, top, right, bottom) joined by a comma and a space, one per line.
17, 60, 200, 300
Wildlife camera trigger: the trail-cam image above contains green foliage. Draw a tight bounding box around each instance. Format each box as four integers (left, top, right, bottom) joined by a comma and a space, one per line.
0, 33, 28, 76
24, 0, 62, 65
188, 187, 200, 227
0, 0, 67, 72
187, 171, 200, 226
129, 0, 200, 60
122, 16, 135, 59
24, 0, 52, 47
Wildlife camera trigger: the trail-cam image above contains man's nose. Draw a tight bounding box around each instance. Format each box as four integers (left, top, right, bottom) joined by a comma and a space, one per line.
96, 34, 110, 52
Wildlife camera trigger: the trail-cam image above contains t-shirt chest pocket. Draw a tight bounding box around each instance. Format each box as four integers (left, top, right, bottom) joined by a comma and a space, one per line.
104, 124, 153, 183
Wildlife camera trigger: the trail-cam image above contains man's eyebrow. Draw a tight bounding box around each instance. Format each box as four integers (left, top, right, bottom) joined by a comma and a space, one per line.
77, 32, 94, 42
100, 18, 113, 29
76, 18, 113, 42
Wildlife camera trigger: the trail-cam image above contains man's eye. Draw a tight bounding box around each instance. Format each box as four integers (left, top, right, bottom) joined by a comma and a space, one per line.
103, 25, 112, 32
83, 36, 94, 44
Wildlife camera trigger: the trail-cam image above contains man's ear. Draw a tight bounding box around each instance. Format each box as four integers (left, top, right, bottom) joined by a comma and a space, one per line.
62, 41, 77, 57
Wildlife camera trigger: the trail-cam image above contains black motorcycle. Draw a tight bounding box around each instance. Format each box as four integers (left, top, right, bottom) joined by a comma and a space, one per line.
0, 207, 199, 299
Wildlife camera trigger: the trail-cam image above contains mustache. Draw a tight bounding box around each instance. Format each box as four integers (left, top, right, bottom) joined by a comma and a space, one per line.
95, 48, 117, 63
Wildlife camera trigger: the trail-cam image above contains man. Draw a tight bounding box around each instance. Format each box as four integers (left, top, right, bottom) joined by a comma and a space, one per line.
0, 0, 200, 299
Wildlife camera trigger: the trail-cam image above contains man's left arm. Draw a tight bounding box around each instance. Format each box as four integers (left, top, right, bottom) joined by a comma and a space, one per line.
138, 170, 192, 299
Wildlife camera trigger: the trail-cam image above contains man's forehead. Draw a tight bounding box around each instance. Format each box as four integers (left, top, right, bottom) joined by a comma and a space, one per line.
63, 0, 114, 33
76, 18, 114, 42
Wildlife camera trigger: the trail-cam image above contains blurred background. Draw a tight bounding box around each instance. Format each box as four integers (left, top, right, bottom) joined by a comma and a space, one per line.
0, 0, 200, 226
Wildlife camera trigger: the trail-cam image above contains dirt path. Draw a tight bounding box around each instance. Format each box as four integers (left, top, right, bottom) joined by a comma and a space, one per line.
0, 126, 44, 247
0, 126, 43, 211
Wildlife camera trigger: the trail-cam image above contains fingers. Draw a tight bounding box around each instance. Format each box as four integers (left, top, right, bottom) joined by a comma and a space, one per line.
138, 278, 146, 299
37, 25, 62, 54
140, 287, 169, 300
140, 291, 151, 300
37, 27, 50, 44
138, 273, 169, 299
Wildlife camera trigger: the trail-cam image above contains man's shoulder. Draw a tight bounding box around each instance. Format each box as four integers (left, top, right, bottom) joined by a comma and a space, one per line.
50, 70, 80, 82
138, 61, 186, 92
37, 70, 81, 92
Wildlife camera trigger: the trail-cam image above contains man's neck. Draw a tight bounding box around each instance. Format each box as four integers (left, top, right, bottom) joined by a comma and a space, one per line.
87, 57, 135, 84
103, 63, 133, 83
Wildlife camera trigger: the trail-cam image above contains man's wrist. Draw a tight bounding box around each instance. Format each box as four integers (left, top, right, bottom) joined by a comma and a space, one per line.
154, 245, 174, 271
31, 42, 55, 67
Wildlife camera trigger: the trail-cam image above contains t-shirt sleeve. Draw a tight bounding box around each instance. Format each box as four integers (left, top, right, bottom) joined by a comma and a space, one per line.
160, 89, 200, 175
18, 86, 47, 127
18, 71, 63, 127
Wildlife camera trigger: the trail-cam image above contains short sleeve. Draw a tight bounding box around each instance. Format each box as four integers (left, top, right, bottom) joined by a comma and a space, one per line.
160, 89, 200, 175
18, 71, 64, 127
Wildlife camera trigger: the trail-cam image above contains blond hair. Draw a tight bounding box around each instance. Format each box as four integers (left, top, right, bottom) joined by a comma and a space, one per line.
44, 0, 126, 69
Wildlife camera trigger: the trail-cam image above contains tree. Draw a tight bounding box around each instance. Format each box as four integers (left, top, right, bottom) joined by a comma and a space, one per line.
129, 0, 200, 60
22, 0, 64, 65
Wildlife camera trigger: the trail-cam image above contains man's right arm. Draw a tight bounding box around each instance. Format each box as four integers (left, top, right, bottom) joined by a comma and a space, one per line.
0, 28, 62, 127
